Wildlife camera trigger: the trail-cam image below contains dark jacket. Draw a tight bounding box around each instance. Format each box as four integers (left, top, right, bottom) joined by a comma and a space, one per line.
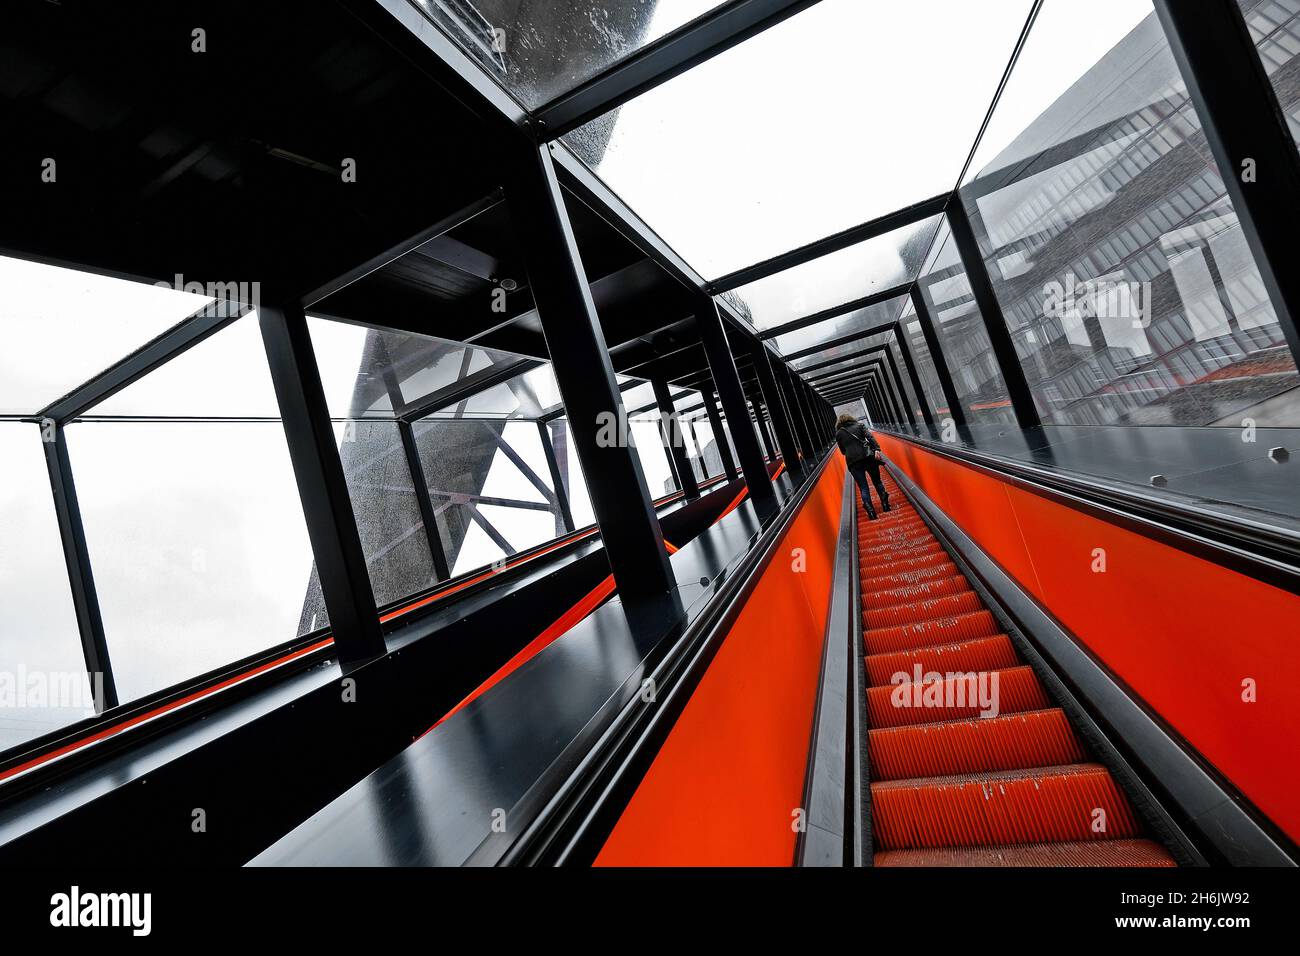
835, 422, 880, 467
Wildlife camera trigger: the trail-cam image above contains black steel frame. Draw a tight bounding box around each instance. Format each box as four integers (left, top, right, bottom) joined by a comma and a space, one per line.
16, 0, 1300, 861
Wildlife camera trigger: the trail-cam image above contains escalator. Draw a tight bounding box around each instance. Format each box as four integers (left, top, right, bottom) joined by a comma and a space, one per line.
859, 471, 1177, 867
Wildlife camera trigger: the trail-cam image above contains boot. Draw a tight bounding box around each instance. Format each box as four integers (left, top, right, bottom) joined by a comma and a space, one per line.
881, 494, 891, 513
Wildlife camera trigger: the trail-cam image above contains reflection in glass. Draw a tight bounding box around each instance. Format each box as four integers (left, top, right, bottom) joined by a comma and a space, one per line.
412, 419, 566, 576
772, 295, 910, 357
728, 216, 942, 333
960, 1, 1298, 426
411, 0, 723, 109
915, 222, 1014, 424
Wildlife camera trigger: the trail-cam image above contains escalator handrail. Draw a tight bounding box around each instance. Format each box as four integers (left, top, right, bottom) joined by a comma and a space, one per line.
493, 450, 837, 866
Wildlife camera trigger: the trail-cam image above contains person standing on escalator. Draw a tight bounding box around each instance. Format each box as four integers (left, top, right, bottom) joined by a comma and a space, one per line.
835, 414, 890, 520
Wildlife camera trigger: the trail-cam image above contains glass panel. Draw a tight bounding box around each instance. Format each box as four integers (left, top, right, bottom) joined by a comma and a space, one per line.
307, 317, 527, 419
420, 363, 563, 419
332, 421, 438, 607
772, 295, 909, 357
411, 419, 566, 577
0, 255, 212, 415
888, 337, 920, 422
916, 222, 1015, 424
67, 317, 326, 703
547, 418, 596, 530
411, 0, 725, 109
962, 0, 1299, 427
69, 419, 318, 703
565, 0, 1035, 278
899, 300, 950, 420
1241, 0, 1300, 148
619, 381, 678, 497
93, 313, 280, 418
729, 215, 942, 332
0, 423, 93, 752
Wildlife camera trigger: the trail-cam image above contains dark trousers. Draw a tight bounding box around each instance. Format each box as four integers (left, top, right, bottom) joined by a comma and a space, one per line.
848, 461, 889, 516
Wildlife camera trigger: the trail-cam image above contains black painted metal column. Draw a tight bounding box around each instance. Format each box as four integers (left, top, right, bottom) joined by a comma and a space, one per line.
697, 296, 772, 500
653, 378, 700, 499
398, 420, 451, 580
261, 303, 386, 667
43, 424, 118, 711
795, 377, 821, 451
753, 344, 803, 475
1154, 0, 1300, 369
873, 360, 905, 426
775, 363, 810, 461
946, 200, 1042, 431
538, 420, 577, 533
883, 344, 917, 429
749, 389, 776, 461
506, 144, 675, 607
893, 321, 935, 430
701, 387, 738, 481
909, 286, 967, 429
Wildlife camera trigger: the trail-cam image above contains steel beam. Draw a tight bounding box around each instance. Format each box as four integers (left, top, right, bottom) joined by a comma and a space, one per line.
752, 345, 803, 475
755, 282, 912, 341
260, 303, 387, 667
945, 200, 1042, 430
398, 420, 451, 581
43, 424, 118, 712
506, 144, 675, 607
701, 388, 738, 480
909, 286, 967, 428
653, 378, 700, 499
697, 296, 773, 500
535, 0, 822, 139
711, 194, 951, 293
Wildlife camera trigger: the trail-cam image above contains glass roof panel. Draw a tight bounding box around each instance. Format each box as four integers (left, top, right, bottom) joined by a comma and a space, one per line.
792, 328, 897, 371
411, 0, 727, 110
91, 313, 277, 418
422, 363, 563, 419
307, 317, 529, 419
565, 0, 1034, 279
730, 215, 943, 332
0, 255, 213, 416
771, 295, 908, 357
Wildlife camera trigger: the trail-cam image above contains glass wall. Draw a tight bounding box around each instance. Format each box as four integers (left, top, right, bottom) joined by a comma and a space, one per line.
899, 299, 950, 421
0, 424, 93, 751
961, 0, 1298, 428
69, 315, 322, 703
915, 221, 1015, 425
1240, 0, 1300, 147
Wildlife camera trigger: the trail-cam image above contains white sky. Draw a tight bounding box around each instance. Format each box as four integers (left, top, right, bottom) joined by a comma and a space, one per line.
585, 0, 1037, 279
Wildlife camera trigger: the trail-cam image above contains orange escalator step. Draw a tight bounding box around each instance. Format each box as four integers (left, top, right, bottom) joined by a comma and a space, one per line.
868, 707, 1087, 779
860, 551, 953, 574
865, 634, 1020, 687
863, 609, 1000, 655
865, 665, 1050, 728
862, 562, 960, 591
864, 589, 984, 630
871, 763, 1143, 850
863, 575, 970, 607
874, 838, 1176, 867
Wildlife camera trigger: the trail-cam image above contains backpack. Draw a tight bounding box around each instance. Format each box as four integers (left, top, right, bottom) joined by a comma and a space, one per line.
840, 423, 878, 465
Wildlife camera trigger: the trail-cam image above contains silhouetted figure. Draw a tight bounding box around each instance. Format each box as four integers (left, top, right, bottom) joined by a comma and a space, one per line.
835, 414, 890, 519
